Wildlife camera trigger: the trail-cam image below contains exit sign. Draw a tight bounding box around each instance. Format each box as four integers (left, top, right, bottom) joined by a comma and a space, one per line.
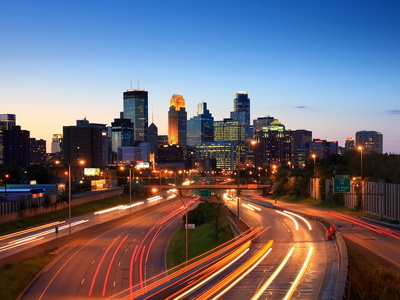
193, 190, 211, 197
334, 175, 351, 193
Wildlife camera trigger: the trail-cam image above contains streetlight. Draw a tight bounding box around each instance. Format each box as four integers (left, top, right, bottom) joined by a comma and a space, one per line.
358, 146, 363, 179
155, 188, 188, 265
3, 174, 9, 201
120, 166, 133, 213
236, 140, 257, 229
311, 154, 316, 177
56, 160, 85, 234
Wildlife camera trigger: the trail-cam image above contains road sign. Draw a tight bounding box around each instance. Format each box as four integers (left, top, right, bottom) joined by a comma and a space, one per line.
334, 175, 351, 193
193, 190, 211, 197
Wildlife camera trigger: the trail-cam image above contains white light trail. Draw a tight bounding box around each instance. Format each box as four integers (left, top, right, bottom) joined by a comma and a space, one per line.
283, 246, 314, 300
276, 210, 299, 230
251, 247, 295, 300
283, 210, 312, 230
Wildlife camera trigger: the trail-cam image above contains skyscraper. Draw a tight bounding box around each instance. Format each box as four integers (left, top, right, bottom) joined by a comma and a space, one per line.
147, 122, 158, 155
111, 112, 134, 153
123, 90, 148, 142
230, 91, 250, 140
168, 94, 187, 146
51, 134, 63, 154
355, 130, 383, 154
187, 102, 214, 146
0, 114, 16, 164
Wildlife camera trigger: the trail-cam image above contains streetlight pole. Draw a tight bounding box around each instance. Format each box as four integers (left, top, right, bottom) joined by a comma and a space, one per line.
120, 166, 133, 213
358, 146, 363, 179
312, 154, 316, 177
170, 191, 188, 265
236, 141, 243, 229
4, 174, 9, 202
66, 160, 85, 235
129, 167, 132, 213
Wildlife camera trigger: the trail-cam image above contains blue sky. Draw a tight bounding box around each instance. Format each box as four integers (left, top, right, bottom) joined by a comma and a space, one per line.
1, 1, 399, 153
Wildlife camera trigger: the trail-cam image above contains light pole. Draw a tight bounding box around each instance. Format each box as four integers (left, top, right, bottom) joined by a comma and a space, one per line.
161, 189, 188, 265
120, 166, 133, 213
358, 146, 363, 178
236, 140, 257, 229
311, 154, 316, 177
236, 141, 244, 229
3, 174, 9, 201
68, 160, 85, 234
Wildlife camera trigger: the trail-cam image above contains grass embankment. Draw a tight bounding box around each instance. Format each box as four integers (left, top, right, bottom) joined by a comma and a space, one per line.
348, 245, 400, 299
167, 218, 234, 269
0, 252, 57, 300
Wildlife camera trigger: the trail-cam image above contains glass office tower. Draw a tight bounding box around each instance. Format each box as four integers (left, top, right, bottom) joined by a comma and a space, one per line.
123, 90, 148, 142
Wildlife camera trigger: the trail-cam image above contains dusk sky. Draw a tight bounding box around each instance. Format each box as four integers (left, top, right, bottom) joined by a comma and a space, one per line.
1, 1, 399, 153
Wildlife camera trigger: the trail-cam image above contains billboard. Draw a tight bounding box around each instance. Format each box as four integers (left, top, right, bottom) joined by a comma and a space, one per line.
84, 168, 101, 176
136, 161, 150, 169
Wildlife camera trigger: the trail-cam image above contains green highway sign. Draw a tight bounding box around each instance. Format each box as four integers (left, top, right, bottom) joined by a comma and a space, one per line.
193, 190, 211, 197
334, 175, 350, 193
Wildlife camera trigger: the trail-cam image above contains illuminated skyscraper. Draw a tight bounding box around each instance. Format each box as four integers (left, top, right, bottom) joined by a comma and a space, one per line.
123, 90, 148, 142
168, 94, 187, 146
230, 91, 250, 141
187, 102, 214, 146
51, 134, 63, 154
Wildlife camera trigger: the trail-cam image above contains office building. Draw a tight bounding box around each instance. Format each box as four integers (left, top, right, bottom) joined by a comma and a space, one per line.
309, 139, 338, 158
63, 118, 109, 169
230, 91, 251, 140
3, 125, 30, 168
196, 141, 235, 171
123, 90, 148, 142
30, 138, 47, 165
51, 134, 63, 154
111, 112, 134, 153
187, 102, 214, 146
355, 130, 383, 154
253, 116, 276, 141
0, 114, 16, 165
214, 118, 245, 143
168, 94, 187, 146
117, 141, 150, 164
147, 122, 159, 155
254, 120, 291, 167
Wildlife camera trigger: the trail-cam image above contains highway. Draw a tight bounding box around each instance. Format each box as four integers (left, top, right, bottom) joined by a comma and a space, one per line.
256, 194, 400, 273
138, 190, 339, 299
9, 186, 399, 299
19, 193, 200, 299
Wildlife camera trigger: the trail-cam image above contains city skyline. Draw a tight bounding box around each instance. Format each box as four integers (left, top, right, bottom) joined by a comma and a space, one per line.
1, 1, 399, 153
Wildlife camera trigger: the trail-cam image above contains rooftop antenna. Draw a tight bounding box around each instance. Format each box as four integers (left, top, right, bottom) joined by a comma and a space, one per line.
130, 80, 132, 90
137, 79, 140, 90
152, 104, 154, 123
